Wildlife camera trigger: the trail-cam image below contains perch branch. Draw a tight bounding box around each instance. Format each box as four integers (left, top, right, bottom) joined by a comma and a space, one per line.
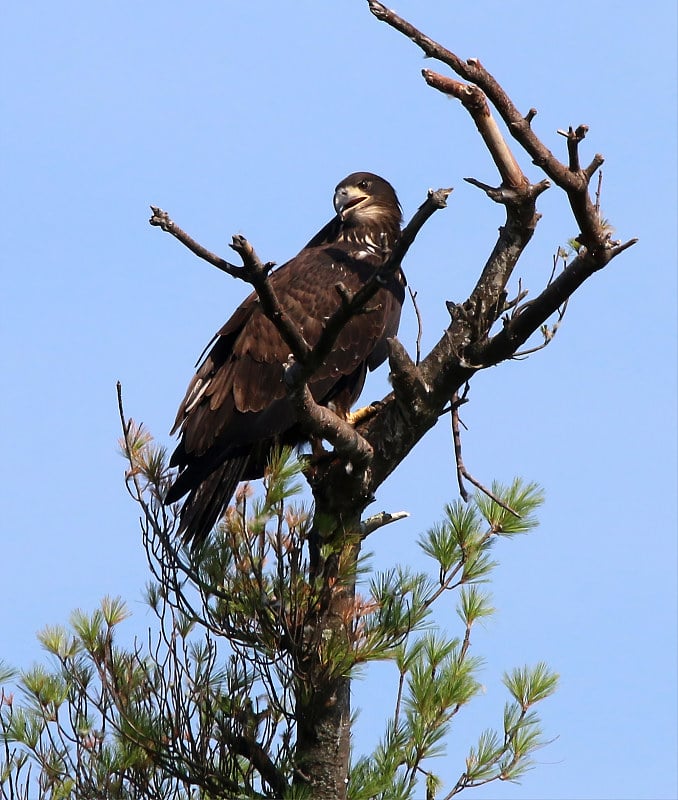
285, 380, 374, 467
284, 186, 450, 464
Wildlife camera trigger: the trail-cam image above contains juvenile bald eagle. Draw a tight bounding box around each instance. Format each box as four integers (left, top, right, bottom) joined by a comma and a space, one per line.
165, 172, 404, 546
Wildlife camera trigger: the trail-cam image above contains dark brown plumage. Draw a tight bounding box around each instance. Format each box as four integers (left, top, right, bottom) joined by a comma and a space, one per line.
165, 172, 404, 546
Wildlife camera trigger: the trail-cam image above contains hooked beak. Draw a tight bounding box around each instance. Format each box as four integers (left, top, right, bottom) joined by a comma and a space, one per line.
334, 186, 368, 219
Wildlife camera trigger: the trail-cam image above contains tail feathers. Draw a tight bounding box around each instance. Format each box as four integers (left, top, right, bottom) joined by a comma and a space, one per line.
173, 456, 249, 549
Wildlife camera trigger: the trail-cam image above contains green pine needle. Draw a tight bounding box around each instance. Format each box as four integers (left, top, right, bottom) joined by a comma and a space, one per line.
457, 585, 495, 626
475, 479, 544, 535
503, 662, 559, 709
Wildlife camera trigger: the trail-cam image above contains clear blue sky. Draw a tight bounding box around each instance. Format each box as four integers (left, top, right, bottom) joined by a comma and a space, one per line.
2, 2, 676, 798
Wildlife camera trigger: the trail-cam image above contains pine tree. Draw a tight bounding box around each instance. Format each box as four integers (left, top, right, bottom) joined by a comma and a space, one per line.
1, 3, 635, 798
1, 439, 557, 799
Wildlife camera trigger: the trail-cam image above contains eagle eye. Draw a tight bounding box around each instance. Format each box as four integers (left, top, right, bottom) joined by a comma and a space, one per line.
357, 179, 371, 191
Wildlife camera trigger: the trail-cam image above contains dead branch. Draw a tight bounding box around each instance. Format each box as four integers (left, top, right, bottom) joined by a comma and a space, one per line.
149, 206, 244, 276
149, 210, 313, 363
391, 186, 453, 262
229, 234, 312, 362
350, 2, 637, 501
511, 252, 570, 357
408, 286, 423, 365
422, 70, 525, 189
305, 186, 452, 380
369, 0, 638, 261
451, 390, 520, 517
360, 510, 410, 538
387, 337, 433, 422
284, 380, 374, 467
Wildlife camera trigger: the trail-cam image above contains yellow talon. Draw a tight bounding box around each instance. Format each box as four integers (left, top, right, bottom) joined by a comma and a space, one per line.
346, 403, 381, 426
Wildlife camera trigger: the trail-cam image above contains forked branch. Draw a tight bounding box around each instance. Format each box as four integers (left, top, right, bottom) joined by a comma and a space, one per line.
356, 1, 637, 504
368, 0, 637, 258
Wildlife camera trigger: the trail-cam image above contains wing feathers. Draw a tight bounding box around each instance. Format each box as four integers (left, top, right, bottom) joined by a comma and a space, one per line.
173, 456, 249, 547
172, 246, 402, 457
167, 230, 405, 545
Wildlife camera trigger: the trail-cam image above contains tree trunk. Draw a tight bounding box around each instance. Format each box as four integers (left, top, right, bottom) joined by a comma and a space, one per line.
293, 498, 363, 799
293, 673, 352, 799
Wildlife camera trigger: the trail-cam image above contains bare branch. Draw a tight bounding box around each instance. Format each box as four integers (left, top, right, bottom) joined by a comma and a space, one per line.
594, 170, 604, 216
609, 237, 639, 257
557, 124, 588, 172
149, 206, 244, 277
315, 185, 452, 370
408, 286, 424, 365
229, 234, 313, 363
422, 70, 525, 189
511, 251, 570, 357
360, 510, 410, 538
391, 186, 453, 264
368, 1, 634, 259
477, 236, 635, 367
451, 391, 520, 517
387, 337, 431, 420
149, 210, 314, 364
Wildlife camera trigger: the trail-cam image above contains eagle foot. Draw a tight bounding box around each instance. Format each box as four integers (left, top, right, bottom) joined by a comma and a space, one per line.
346, 402, 383, 427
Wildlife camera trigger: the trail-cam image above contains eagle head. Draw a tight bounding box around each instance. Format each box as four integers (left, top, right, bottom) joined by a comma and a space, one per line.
333, 172, 403, 249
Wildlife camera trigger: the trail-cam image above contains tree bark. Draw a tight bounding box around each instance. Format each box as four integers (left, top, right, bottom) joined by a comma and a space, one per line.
293, 673, 352, 798
292, 501, 363, 799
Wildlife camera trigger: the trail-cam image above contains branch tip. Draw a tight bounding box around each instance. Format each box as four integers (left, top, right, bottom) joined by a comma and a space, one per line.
427, 186, 454, 208
360, 510, 410, 537
149, 206, 172, 231
584, 154, 605, 181
610, 237, 639, 257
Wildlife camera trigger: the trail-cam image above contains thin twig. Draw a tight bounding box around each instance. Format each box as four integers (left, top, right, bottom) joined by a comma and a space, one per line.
116, 381, 232, 604
408, 286, 424, 365
594, 170, 603, 216
451, 389, 520, 517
